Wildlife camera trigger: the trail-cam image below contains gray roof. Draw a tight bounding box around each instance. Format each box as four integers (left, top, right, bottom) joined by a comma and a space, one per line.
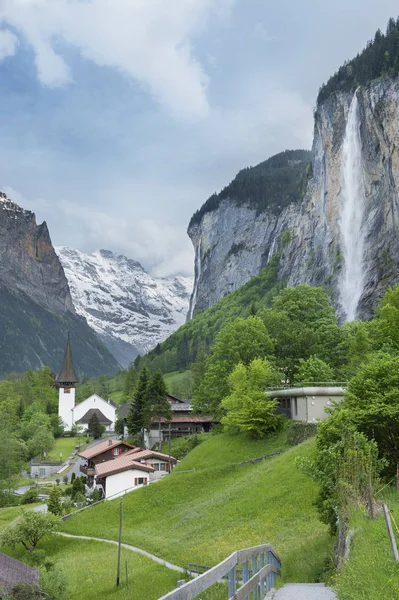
118, 401, 131, 420
0, 552, 40, 594
56, 332, 78, 384
76, 408, 112, 425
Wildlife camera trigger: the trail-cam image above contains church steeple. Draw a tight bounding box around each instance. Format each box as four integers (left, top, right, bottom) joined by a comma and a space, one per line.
57, 332, 78, 385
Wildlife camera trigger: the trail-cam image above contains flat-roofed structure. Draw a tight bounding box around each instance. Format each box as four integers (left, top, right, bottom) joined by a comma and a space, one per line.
267, 386, 346, 423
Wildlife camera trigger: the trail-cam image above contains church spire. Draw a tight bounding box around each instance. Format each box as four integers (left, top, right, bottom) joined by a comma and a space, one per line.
57, 332, 78, 385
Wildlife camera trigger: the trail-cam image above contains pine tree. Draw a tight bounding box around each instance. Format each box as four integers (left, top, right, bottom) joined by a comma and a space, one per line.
123, 365, 138, 401
148, 370, 171, 444
47, 485, 62, 515
87, 412, 102, 439
126, 367, 150, 438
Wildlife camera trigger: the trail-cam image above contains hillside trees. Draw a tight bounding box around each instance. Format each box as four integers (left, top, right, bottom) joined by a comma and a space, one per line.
193, 316, 274, 416
260, 285, 342, 382
221, 358, 283, 437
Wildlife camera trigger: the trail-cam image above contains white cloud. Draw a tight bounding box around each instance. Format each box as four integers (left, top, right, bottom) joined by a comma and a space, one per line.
0, 28, 18, 60
253, 22, 275, 42
0, 0, 235, 118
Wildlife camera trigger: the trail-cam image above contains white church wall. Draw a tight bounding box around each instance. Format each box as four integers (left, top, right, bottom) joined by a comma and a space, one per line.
73, 394, 116, 431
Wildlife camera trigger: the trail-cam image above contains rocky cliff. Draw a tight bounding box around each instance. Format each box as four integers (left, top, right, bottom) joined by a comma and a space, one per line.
0, 192, 119, 376
56, 247, 193, 367
187, 76, 399, 322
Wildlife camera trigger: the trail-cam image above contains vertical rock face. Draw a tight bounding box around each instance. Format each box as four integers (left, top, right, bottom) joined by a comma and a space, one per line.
187, 76, 399, 321
0, 192, 74, 314
0, 192, 119, 376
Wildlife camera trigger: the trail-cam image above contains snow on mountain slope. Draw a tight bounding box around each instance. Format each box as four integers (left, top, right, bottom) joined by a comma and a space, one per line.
56, 247, 193, 367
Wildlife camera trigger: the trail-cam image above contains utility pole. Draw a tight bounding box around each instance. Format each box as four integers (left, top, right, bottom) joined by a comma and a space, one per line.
116, 497, 123, 586
168, 422, 171, 473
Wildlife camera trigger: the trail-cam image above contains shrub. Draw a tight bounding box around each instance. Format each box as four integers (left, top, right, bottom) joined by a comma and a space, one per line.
21, 487, 39, 505
287, 422, 318, 446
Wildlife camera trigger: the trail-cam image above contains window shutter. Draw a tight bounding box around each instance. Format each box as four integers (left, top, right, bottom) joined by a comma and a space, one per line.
134, 478, 138, 486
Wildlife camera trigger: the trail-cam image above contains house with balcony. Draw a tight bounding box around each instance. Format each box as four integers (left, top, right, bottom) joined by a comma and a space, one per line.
94, 447, 177, 499
78, 439, 138, 485
119, 394, 213, 448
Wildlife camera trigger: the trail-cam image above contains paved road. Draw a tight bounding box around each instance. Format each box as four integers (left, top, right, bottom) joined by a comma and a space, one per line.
267, 584, 337, 599
55, 532, 185, 573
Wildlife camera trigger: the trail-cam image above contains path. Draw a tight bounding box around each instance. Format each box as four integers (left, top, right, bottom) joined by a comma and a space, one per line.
55, 532, 185, 574
266, 584, 337, 599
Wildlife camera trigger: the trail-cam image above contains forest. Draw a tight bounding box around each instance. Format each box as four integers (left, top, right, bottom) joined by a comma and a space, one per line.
318, 16, 399, 104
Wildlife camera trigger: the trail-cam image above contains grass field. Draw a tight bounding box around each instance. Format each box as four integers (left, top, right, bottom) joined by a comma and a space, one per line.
5, 536, 183, 600
331, 489, 399, 599
0, 504, 43, 532
108, 390, 124, 404
164, 370, 192, 398
61, 431, 333, 586
47, 437, 82, 462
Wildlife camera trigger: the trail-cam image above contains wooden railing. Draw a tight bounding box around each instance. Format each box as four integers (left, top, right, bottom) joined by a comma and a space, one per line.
158, 543, 281, 600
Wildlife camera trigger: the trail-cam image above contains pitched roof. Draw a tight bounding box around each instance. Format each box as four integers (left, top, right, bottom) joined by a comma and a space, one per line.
118, 401, 131, 419
126, 449, 177, 463
56, 332, 78, 383
95, 454, 154, 477
79, 439, 136, 460
158, 415, 213, 423
0, 552, 40, 594
76, 409, 112, 425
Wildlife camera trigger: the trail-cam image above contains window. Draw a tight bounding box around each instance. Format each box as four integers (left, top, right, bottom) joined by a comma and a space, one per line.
160, 463, 166, 471
154, 463, 160, 471
113, 448, 120, 456
138, 477, 144, 485
294, 398, 298, 416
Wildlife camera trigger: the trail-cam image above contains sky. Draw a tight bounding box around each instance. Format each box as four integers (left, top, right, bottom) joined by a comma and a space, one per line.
0, 0, 398, 277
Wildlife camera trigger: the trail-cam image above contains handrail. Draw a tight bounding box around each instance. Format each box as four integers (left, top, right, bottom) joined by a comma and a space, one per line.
266, 381, 347, 390
158, 543, 281, 599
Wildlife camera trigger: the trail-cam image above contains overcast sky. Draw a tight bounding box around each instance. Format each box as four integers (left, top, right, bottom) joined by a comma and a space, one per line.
0, 0, 398, 277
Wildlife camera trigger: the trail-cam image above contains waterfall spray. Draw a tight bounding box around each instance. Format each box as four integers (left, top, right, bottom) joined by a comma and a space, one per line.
187, 238, 202, 320
339, 92, 366, 322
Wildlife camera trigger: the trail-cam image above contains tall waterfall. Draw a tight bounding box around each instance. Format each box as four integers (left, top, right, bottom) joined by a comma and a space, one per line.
266, 236, 277, 264
187, 238, 202, 320
339, 93, 366, 322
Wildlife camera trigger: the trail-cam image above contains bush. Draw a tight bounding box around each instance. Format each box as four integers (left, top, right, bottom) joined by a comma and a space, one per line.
21, 487, 39, 505
287, 422, 318, 446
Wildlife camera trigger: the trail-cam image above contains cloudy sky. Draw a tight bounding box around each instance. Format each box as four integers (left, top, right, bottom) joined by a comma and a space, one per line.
0, 0, 397, 277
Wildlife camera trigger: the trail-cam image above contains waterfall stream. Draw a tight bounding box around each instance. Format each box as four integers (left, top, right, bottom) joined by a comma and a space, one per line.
187, 238, 202, 320
339, 93, 366, 322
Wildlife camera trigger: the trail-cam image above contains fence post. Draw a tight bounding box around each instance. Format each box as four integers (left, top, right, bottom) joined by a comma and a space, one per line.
259, 552, 265, 598
242, 560, 249, 600
266, 551, 272, 592
252, 556, 259, 600
228, 566, 236, 597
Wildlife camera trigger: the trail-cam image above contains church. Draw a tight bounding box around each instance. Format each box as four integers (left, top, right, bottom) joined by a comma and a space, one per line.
57, 334, 116, 433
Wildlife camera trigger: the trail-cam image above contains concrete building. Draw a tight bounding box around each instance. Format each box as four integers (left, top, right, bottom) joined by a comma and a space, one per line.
267, 387, 345, 423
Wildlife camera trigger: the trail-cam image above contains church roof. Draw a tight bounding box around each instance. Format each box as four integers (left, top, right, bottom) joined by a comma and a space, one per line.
57, 332, 78, 384
76, 408, 112, 425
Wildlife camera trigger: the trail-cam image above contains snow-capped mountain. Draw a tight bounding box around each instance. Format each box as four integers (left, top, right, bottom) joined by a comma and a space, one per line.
56, 247, 193, 367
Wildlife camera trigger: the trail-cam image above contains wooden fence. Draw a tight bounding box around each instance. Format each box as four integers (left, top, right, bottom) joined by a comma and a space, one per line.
158, 543, 281, 600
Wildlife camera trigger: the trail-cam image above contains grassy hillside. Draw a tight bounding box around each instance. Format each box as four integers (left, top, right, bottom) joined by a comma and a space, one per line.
332, 489, 399, 599
61, 431, 333, 585
6, 536, 181, 600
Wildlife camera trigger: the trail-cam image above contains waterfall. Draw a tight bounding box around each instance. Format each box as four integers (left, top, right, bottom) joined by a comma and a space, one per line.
339, 93, 365, 322
266, 236, 277, 264
187, 238, 202, 320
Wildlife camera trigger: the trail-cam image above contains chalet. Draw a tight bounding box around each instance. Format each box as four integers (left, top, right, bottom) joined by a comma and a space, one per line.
78, 439, 137, 485
119, 394, 213, 448
0, 552, 40, 596
268, 386, 345, 422
57, 334, 117, 432
93, 447, 177, 499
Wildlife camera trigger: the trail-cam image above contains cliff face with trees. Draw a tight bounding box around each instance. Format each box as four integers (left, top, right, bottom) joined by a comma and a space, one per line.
187, 18, 399, 323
